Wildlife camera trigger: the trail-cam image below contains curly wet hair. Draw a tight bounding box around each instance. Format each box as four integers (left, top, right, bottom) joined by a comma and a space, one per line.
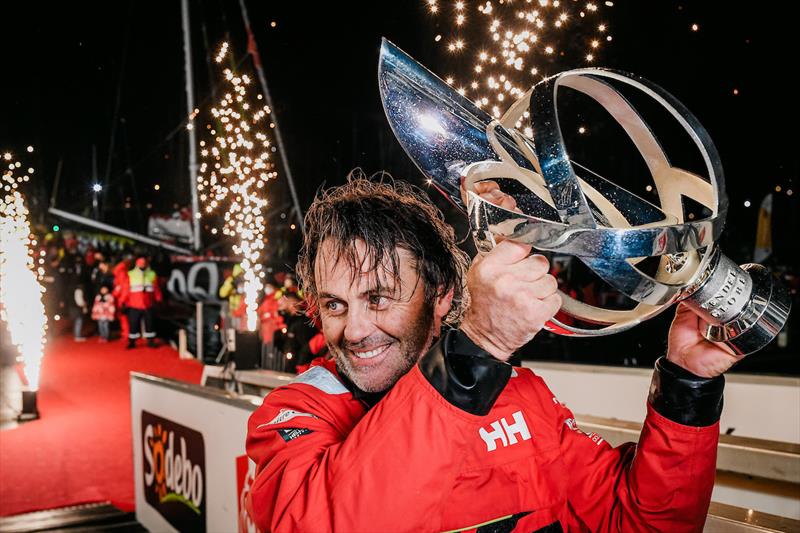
296, 170, 469, 325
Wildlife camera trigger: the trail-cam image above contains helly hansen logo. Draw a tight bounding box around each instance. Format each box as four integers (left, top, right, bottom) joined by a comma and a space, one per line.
479, 411, 531, 452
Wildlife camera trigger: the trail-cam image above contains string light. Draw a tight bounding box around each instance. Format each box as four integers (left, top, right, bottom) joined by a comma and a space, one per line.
198, 43, 275, 331
426, 0, 614, 118
0, 150, 47, 391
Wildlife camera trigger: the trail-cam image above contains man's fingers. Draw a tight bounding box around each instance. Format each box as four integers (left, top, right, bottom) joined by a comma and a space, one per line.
485, 239, 533, 265
474, 180, 500, 194
527, 274, 559, 299
543, 292, 563, 314
460, 180, 523, 216
477, 188, 520, 213
494, 192, 519, 212
512, 254, 550, 280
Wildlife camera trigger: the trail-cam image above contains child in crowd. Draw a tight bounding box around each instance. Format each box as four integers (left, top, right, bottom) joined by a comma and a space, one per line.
91, 286, 116, 342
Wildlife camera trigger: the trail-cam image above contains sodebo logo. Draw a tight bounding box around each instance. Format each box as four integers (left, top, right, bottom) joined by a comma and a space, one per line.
142, 411, 206, 531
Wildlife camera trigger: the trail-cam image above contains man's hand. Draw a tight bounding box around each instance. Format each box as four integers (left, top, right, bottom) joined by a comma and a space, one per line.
458, 179, 560, 362
460, 240, 561, 362
461, 179, 519, 212
667, 303, 741, 378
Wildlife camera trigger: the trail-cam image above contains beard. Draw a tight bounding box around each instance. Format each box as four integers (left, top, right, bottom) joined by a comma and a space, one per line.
331, 302, 435, 393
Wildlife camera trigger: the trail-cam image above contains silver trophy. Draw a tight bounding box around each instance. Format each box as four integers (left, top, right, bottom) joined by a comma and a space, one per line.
378, 39, 791, 355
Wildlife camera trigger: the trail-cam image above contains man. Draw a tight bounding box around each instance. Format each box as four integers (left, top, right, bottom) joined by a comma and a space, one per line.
219, 263, 246, 331
120, 256, 162, 348
112, 254, 134, 341
274, 290, 319, 373
246, 177, 736, 532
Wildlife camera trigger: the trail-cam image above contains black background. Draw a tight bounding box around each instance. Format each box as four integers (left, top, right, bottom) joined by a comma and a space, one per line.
2, 1, 797, 371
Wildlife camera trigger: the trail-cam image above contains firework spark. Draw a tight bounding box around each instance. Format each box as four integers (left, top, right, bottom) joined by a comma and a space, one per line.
426, 0, 613, 125
198, 43, 276, 331
0, 151, 47, 390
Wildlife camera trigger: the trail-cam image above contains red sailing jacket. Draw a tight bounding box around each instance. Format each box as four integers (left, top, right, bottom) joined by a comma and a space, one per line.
246, 351, 719, 532
118, 267, 162, 310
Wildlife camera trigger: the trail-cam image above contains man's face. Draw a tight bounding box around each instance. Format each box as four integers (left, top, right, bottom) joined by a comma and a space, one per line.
314, 239, 451, 393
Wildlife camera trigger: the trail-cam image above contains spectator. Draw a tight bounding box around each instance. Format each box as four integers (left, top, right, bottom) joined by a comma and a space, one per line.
91, 260, 114, 303
275, 291, 318, 372
41, 251, 61, 323
219, 264, 246, 331
91, 286, 116, 342
120, 256, 162, 348
257, 283, 284, 367
112, 254, 133, 342
70, 279, 88, 342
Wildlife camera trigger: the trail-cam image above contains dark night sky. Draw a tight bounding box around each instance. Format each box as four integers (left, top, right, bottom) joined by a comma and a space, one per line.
1, 1, 797, 371
2, 0, 797, 265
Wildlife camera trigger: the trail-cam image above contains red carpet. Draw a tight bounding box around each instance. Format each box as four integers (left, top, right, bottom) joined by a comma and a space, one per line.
0, 337, 203, 516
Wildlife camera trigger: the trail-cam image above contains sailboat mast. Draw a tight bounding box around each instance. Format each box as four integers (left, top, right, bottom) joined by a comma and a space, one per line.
181, 0, 201, 251
238, 0, 305, 235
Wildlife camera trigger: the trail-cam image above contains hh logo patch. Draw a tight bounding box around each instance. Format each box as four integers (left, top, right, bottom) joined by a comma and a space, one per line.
277, 428, 313, 443
479, 411, 532, 452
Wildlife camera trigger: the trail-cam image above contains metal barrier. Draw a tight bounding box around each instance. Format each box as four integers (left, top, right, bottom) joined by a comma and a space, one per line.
705, 502, 799, 532
576, 414, 800, 520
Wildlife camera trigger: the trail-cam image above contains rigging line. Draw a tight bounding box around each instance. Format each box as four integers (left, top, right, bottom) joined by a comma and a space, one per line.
103, 54, 251, 188
198, 0, 219, 102
100, 0, 134, 217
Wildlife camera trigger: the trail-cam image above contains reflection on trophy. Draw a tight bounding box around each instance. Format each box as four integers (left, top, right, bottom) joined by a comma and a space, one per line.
378, 39, 791, 356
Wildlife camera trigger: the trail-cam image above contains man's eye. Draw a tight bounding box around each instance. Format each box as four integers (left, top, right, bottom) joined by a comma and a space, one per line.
325, 301, 343, 313
368, 295, 388, 308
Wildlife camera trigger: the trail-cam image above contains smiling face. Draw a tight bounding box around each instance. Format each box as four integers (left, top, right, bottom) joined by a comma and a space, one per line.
315, 239, 452, 393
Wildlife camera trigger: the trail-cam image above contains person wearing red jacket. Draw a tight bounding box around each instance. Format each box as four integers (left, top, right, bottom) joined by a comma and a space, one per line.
112, 255, 133, 342
119, 256, 163, 348
246, 178, 735, 532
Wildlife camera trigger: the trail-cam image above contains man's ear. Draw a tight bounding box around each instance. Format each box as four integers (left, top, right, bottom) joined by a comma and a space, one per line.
433, 287, 454, 323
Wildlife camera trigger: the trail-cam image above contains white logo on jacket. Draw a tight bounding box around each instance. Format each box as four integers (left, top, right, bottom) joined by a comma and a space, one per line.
479, 411, 532, 452
257, 409, 317, 429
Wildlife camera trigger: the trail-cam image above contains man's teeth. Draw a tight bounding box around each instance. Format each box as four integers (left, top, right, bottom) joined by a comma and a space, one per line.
353, 345, 389, 359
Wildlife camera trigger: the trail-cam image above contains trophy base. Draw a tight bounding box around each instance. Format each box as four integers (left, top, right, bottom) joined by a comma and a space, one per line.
694, 263, 792, 356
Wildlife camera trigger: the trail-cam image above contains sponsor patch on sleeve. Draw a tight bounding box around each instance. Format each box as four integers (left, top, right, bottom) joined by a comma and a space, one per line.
564, 417, 604, 446
277, 427, 314, 443
256, 408, 318, 429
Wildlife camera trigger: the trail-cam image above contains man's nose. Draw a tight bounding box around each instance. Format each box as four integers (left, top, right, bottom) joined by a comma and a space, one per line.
343, 304, 374, 344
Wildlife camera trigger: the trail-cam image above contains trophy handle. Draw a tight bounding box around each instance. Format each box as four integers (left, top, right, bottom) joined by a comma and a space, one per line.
681, 251, 792, 356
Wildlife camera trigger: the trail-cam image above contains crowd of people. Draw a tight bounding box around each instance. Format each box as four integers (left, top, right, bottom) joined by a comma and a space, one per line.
36, 229, 324, 372
218, 266, 325, 373
38, 231, 162, 348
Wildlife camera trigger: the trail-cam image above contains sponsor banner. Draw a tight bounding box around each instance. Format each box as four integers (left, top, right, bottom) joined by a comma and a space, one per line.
132, 374, 259, 532
142, 411, 206, 532
167, 259, 237, 303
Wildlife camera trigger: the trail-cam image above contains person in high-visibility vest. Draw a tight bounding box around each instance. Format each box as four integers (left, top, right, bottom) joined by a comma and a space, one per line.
219, 263, 246, 330
120, 256, 162, 348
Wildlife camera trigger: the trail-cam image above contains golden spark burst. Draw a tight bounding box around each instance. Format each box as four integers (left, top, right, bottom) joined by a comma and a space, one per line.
0, 151, 47, 390
198, 43, 276, 331
426, 0, 614, 118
